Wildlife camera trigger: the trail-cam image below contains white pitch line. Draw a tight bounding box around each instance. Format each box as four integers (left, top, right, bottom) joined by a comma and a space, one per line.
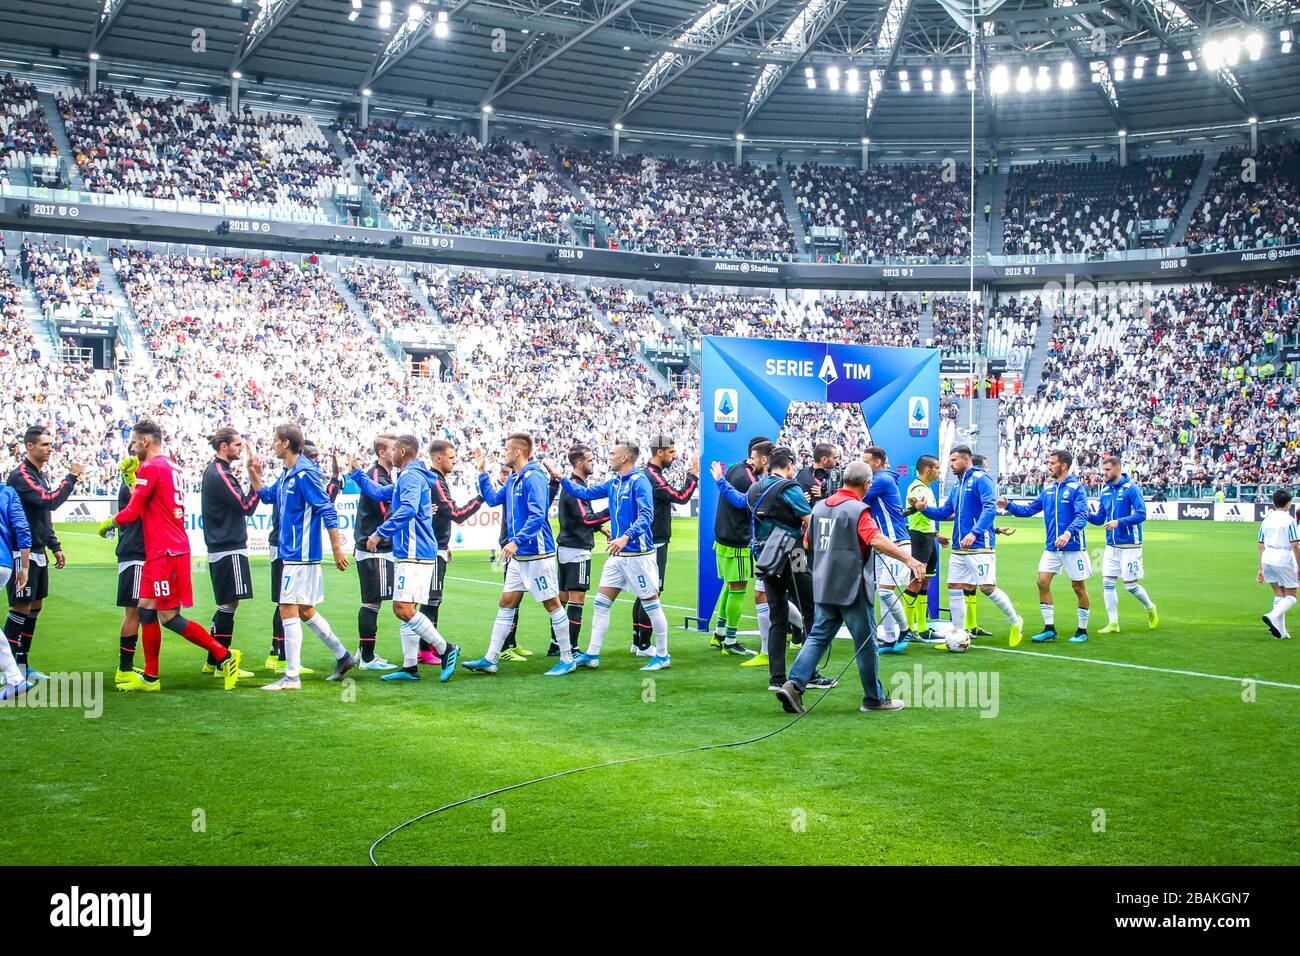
968, 643, 1300, 690
449, 573, 1300, 689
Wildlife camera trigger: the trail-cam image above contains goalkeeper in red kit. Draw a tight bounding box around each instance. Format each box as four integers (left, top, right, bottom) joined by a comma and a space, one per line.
99, 420, 245, 692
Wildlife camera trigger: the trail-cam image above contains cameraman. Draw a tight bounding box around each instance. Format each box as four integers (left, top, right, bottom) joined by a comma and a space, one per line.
796, 443, 842, 502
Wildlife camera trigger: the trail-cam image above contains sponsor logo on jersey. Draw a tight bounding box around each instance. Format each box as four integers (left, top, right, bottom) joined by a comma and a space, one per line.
713, 388, 738, 432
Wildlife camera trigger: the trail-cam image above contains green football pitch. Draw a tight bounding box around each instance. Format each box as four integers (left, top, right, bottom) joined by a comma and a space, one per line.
2, 518, 1296, 866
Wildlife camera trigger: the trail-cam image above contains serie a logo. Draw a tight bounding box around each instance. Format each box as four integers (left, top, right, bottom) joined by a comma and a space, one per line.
908, 396, 930, 437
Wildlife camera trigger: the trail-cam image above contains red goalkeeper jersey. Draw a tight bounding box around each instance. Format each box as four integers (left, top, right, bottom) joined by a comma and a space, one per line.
113, 455, 191, 559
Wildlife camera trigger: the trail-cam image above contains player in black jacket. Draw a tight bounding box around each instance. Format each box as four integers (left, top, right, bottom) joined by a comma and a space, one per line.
110, 442, 145, 686
631, 436, 698, 654
199, 428, 261, 676
5, 424, 82, 680
350, 434, 398, 669
550, 445, 609, 655
425, 439, 484, 639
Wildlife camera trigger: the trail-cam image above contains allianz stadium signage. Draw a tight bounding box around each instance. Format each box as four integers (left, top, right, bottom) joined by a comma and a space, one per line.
5, 196, 1298, 292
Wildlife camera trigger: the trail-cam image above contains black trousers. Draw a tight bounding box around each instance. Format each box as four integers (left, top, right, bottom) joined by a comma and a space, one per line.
764, 562, 813, 684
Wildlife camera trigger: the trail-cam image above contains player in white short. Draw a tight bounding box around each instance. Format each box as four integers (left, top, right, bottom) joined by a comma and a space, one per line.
560, 441, 674, 673
1258, 489, 1300, 640
1088, 457, 1158, 634
463, 433, 575, 676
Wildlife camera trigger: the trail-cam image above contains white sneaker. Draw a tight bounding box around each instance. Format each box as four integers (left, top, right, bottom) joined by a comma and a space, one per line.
357, 654, 398, 671
261, 676, 302, 691
630, 643, 657, 657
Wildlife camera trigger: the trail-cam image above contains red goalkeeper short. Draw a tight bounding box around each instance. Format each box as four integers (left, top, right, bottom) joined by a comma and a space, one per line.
141, 553, 193, 611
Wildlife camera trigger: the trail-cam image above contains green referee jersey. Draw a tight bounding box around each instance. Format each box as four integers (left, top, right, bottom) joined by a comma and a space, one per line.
907, 479, 937, 533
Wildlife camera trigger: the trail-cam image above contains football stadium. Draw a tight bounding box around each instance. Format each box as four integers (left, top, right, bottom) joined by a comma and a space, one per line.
0, 0, 1297, 903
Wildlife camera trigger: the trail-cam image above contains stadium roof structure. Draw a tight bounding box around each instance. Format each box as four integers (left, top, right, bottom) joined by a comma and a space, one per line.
1, 0, 1298, 147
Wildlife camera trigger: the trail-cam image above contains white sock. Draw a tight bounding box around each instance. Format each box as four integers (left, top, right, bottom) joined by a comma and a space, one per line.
1125, 583, 1155, 610
409, 611, 447, 654
1040, 603, 1055, 628
1275, 595, 1296, 628
756, 601, 770, 655
548, 605, 572, 664
948, 589, 967, 632
485, 607, 515, 662
0, 626, 21, 685
643, 597, 668, 657
787, 599, 805, 634
1103, 580, 1119, 623
986, 587, 1021, 626
1078, 607, 1090, 630
282, 616, 304, 679
876, 595, 899, 643
586, 593, 614, 656
881, 590, 907, 633
398, 617, 421, 668
304, 612, 348, 659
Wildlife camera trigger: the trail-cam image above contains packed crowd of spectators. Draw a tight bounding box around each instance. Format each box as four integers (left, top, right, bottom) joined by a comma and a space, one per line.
344, 261, 435, 341
928, 294, 983, 356
558, 148, 793, 261
338, 120, 578, 243
21, 241, 115, 322
109, 248, 438, 484
985, 295, 1041, 358
421, 270, 697, 470
789, 161, 971, 262
1002, 154, 1199, 256
1183, 140, 1300, 253
1, 254, 124, 494
58, 87, 343, 217
999, 279, 1299, 491
1, 74, 57, 184
652, 289, 919, 349
586, 284, 680, 352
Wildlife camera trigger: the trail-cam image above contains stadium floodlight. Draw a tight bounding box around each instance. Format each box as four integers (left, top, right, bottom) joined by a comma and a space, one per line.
990, 64, 1009, 94
1282, 30, 1292, 54
482, 103, 492, 113
89, 51, 100, 61
348, 10, 359, 20
378, 13, 391, 28
827, 65, 840, 90
1016, 65, 1031, 93
861, 137, 869, 144
1035, 66, 1050, 91
1118, 128, 1127, 137
613, 121, 623, 130
231, 70, 242, 79
1157, 54, 1167, 76
434, 10, 449, 38
1059, 60, 1074, 88
940, 68, 954, 94
1249, 115, 1258, 124
407, 3, 422, 21
623, 45, 631, 51
362, 87, 372, 96
352, 0, 362, 7
804, 65, 816, 89
1203, 40, 1222, 70
965, 67, 975, 92
921, 68, 932, 81
1224, 37, 1240, 66
898, 69, 907, 81
1246, 33, 1263, 61
1113, 56, 1124, 72
735, 132, 744, 141
846, 69, 860, 93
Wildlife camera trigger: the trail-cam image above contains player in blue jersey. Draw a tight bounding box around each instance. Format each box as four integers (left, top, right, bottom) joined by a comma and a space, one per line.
463, 432, 574, 674
1088, 456, 1158, 633
252, 424, 355, 691
0, 484, 31, 699
999, 448, 1092, 643
357, 435, 460, 683
912, 445, 1023, 647
863, 446, 916, 654
560, 440, 673, 674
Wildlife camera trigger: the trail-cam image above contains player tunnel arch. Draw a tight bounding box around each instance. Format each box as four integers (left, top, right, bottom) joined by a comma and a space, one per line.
697, 335, 940, 627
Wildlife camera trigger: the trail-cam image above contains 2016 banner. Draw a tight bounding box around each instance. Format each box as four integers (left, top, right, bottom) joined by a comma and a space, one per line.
697, 336, 940, 625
